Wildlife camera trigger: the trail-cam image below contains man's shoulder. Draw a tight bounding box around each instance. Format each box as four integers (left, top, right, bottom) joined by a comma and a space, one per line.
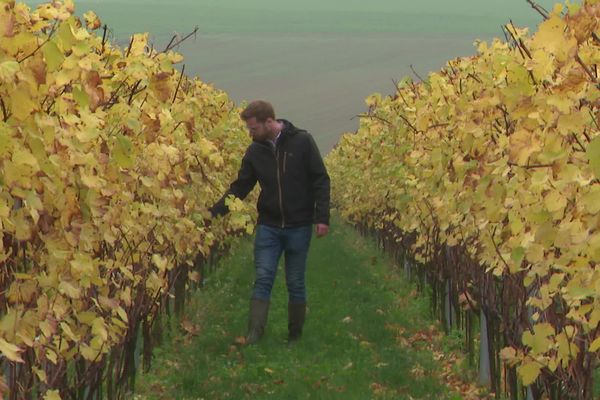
287, 126, 312, 141
285, 130, 313, 151
246, 140, 270, 152
281, 119, 309, 137
280, 120, 316, 149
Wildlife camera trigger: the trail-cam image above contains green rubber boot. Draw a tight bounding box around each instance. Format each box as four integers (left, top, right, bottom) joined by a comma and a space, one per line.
245, 298, 270, 345
287, 303, 306, 344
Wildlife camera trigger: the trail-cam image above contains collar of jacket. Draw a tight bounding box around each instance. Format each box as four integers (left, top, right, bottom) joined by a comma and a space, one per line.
253, 119, 299, 148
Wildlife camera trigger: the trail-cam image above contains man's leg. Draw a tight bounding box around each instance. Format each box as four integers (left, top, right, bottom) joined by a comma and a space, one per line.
283, 226, 312, 342
247, 225, 282, 344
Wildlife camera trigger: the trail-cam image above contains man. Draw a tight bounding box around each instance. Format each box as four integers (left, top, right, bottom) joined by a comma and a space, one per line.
209, 100, 330, 344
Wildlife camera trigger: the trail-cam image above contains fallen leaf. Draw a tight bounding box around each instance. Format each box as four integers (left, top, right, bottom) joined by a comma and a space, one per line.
180, 320, 200, 336
234, 336, 247, 345
410, 363, 425, 378
165, 360, 181, 371
189, 271, 201, 282
370, 382, 386, 395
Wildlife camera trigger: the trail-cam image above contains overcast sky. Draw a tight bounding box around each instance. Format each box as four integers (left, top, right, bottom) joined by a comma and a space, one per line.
24, 0, 565, 151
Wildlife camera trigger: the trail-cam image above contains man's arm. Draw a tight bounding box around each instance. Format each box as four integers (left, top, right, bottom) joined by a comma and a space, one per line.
209, 153, 257, 217
306, 134, 330, 233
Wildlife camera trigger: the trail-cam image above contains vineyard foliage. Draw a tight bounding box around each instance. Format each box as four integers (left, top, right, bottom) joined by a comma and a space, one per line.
0, 0, 254, 397
328, 0, 600, 390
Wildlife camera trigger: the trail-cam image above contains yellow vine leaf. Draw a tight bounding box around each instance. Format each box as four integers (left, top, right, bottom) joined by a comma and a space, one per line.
33, 367, 47, 383
509, 129, 541, 164
0, 60, 19, 83
523, 323, 555, 354
43, 390, 62, 400
587, 136, 600, 179
556, 329, 580, 366
581, 187, 600, 214
0, 337, 24, 363
10, 85, 37, 120
83, 10, 101, 30
531, 15, 577, 62
544, 191, 567, 214
589, 337, 600, 352
58, 280, 81, 299
152, 253, 169, 271
518, 361, 542, 386
46, 349, 58, 365
130, 33, 148, 56
80, 343, 101, 362
42, 40, 64, 71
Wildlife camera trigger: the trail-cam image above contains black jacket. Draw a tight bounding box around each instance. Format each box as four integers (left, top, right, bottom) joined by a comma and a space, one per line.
210, 120, 330, 228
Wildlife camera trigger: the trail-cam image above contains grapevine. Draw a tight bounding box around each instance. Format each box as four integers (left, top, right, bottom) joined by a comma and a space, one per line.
328, 1, 600, 397
0, 0, 254, 398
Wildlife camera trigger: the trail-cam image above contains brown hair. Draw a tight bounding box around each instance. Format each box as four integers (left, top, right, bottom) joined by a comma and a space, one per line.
240, 100, 275, 122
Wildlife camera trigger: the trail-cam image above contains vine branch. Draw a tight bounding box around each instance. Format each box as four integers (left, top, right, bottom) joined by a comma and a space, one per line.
353, 113, 393, 127
526, 0, 549, 20
507, 162, 554, 169
575, 54, 598, 83
17, 21, 58, 63
125, 35, 135, 57
172, 64, 185, 104
571, 132, 586, 152
101, 24, 109, 53
162, 26, 199, 54
410, 64, 425, 83
128, 80, 142, 105
0, 96, 8, 122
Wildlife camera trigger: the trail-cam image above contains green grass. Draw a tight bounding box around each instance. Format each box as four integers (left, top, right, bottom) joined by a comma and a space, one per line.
132, 218, 470, 399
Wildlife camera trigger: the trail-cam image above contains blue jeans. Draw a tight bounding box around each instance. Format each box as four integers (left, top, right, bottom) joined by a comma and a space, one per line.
252, 224, 313, 305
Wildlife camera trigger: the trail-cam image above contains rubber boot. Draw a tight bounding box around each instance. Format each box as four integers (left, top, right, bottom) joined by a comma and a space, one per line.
245, 298, 269, 345
287, 303, 306, 344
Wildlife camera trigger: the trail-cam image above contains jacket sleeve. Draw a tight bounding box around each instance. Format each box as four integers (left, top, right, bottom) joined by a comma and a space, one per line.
306, 134, 331, 225
209, 151, 257, 217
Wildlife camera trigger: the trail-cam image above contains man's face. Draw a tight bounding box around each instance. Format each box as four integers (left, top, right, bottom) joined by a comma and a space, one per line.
246, 117, 273, 141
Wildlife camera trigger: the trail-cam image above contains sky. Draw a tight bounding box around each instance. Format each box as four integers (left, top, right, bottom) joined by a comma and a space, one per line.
26, 0, 559, 38
24, 0, 561, 152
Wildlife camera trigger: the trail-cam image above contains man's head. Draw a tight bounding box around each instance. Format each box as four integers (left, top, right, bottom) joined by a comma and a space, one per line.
240, 100, 280, 141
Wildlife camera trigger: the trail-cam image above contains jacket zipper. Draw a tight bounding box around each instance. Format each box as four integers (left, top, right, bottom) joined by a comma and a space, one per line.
275, 148, 285, 228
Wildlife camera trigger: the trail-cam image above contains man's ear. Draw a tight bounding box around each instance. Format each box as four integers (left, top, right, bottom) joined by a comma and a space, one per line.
265, 117, 276, 130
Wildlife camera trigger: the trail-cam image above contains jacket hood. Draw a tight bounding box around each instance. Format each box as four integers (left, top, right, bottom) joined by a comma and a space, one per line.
280, 119, 301, 135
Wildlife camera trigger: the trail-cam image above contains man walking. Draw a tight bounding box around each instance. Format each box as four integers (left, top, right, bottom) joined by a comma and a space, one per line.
209, 100, 330, 344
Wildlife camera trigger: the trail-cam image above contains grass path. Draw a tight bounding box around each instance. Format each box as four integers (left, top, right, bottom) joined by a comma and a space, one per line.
133, 219, 481, 399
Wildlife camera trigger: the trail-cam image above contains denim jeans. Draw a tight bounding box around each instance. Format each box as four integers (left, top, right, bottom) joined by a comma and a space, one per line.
252, 224, 313, 305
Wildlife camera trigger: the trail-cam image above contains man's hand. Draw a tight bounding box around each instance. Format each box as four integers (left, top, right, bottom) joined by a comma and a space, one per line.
315, 223, 329, 238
